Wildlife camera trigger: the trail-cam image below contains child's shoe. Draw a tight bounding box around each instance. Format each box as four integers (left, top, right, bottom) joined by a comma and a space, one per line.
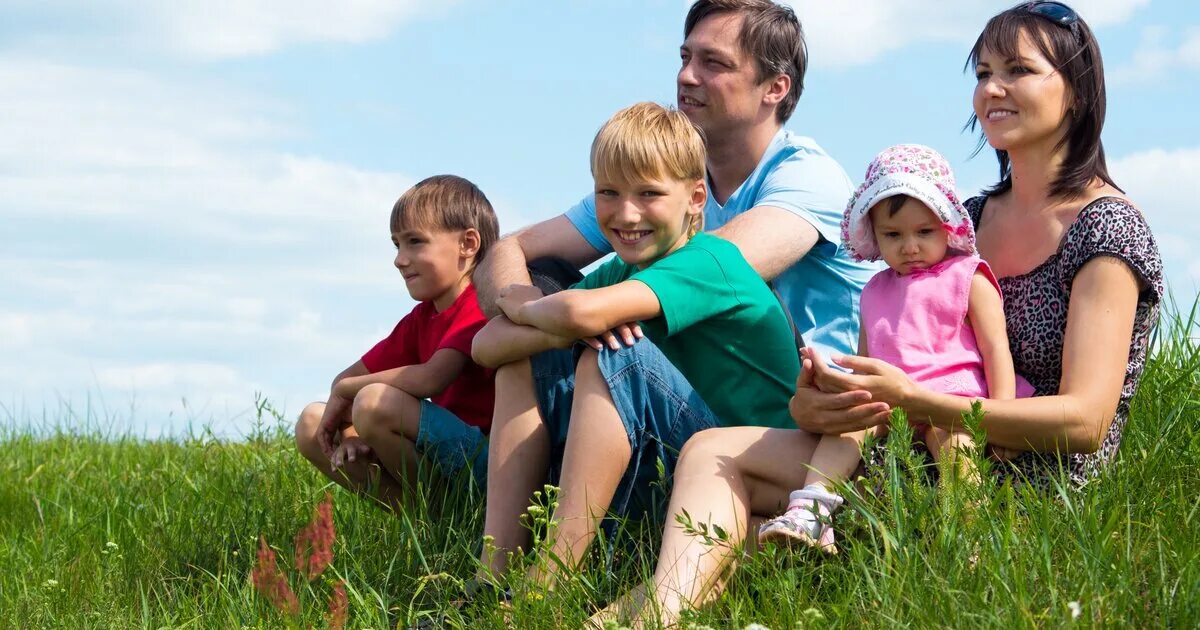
757, 484, 844, 553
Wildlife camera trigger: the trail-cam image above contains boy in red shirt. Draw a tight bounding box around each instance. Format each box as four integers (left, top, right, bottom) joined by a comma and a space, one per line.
294, 175, 498, 506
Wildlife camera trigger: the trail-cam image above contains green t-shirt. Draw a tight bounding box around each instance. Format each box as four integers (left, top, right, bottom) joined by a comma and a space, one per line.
574, 233, 800, 429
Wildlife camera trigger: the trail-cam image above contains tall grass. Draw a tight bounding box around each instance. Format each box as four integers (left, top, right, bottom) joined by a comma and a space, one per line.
2, 308, 1197, 629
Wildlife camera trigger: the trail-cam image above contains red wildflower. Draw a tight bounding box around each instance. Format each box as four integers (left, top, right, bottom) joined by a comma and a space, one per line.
326, 580, 348, 630
295, 492, 336, 581
251, 536, 299, 617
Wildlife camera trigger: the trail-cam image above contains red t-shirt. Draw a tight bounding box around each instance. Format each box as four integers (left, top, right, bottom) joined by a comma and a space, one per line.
360, 284, 495, 434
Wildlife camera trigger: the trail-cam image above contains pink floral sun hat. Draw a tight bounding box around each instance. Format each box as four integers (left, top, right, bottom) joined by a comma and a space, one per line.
840, 144, 975, 262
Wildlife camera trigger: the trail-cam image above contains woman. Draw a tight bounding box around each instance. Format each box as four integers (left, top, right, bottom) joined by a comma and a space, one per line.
610, 2, 1164, 626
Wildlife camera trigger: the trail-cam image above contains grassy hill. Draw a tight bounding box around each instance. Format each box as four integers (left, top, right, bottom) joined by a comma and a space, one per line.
2, 310, 1198, 629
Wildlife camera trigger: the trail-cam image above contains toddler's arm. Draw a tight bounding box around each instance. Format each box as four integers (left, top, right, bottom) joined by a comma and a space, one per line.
967, 270, 1016, 400
507, 281, 661, 340
332, 349, 470, 401
471, 315, 574, 368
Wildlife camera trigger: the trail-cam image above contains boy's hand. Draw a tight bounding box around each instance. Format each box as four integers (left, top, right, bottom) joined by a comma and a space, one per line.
583, 322, 644, 351
316, 395, 352, 457
496, 284, 544, 325
331, 436, 373, 469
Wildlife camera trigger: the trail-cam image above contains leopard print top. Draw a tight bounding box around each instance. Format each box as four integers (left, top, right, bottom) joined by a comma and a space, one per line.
966, 195, 1164, 487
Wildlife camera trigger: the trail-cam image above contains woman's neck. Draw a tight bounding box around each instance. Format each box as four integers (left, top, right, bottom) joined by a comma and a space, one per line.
1005, 144, 1065, 213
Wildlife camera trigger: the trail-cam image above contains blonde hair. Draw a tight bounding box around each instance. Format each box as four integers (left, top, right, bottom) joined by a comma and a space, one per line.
590, 102, 707, 238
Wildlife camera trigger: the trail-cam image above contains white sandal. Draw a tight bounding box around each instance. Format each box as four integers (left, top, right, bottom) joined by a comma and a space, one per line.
758, 485, 844, 553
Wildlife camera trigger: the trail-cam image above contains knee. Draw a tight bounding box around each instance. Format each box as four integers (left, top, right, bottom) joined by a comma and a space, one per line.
574, 347, 601, 382
351, 383, 415, 438
677, 428, 727, 467
294, 402, 325, 460
350, 383, 391, 436
495, 358, 533, 392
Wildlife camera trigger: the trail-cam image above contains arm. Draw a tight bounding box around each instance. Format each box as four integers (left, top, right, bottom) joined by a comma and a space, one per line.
316, 360, 370, 456
512, 281, 662, 340
332, 348, 470, 400
473, 215, 603, 318
809, 257, 1139, 453
966, 271, 1016, 400
471, 315, 574, 368
711, 206, 819, 282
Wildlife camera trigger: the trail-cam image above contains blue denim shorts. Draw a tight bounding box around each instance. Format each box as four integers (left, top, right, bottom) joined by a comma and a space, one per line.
530, 338, 721, 523
414, 399, 488, 487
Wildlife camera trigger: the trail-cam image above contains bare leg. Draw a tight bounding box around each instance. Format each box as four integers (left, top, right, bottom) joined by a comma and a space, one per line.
479, 359, 552, 577
294, 401, 407, 510
350, 383, 422, 487
634, 426, 820, 627
926, 427, 981, 485
801, 429, 868, 489
529, 348, 631, 586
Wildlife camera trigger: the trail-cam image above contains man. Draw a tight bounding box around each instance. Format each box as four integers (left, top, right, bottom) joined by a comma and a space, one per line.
471, 0, 878, 586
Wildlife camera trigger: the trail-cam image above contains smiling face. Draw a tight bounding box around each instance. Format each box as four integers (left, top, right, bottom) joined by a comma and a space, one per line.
391, 227, 477, 310
677, 12, 773, 139
973, 28, 1072, 155
594, 175, 706, 269
870, 197, 950, 275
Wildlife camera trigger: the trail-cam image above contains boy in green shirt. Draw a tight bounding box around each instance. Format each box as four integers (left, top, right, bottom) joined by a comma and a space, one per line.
471, 102, 800, 586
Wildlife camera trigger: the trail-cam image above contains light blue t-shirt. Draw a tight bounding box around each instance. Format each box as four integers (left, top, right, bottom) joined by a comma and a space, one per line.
565, 129, 881, 359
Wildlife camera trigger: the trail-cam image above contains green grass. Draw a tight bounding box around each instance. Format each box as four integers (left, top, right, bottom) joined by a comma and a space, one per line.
2, 307, 1198, 629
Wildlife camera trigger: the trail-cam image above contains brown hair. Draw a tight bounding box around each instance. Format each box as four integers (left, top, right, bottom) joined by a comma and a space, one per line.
389, 175, 500, 265
591, 102, 707, 237
966, 2, 1121, 198
684, 0, 807, 123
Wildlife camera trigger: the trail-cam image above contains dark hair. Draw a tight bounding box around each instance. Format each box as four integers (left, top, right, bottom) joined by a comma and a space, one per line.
884, 194, 909, 217
684, 0, 807, 123
965, 1, 1121, 198
390, 175, 499, 265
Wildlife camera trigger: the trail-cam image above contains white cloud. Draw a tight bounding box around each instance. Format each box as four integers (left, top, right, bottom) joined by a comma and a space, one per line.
789, 0, 1149, 68
11, 0, 450, 59
0, 56, 426, 435
1110, 26, 1200, 85
1108, 147, 1200, 298
96, 362, 240, 391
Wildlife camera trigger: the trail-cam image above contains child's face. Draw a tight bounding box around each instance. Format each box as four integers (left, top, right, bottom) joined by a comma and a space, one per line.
391, 226, 477, 307
870, 197, 950, 274
593, 175, 706, 268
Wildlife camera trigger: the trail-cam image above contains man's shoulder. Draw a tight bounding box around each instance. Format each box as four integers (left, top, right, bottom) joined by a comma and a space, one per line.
764, 131, 850, 181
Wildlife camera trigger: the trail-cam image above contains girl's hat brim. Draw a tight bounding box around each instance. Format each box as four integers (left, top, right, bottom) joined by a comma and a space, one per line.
841, 171, 975, 262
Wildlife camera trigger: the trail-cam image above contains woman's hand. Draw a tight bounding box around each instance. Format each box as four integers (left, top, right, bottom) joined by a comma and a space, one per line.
988, 444, 1023, 462
790, 349, 891, 435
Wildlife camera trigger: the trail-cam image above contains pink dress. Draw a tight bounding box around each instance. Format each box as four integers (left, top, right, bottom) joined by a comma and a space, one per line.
860, 254, 1034, 399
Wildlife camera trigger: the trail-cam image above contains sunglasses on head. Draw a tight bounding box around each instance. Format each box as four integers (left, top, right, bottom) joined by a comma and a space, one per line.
1024, 1, 1080, 28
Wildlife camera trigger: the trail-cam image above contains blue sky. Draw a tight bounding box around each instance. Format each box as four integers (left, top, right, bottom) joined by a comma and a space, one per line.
2, 0, 1198, 436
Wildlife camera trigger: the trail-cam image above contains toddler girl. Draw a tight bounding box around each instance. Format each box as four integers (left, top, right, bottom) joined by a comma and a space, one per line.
758, 144, 1032, 551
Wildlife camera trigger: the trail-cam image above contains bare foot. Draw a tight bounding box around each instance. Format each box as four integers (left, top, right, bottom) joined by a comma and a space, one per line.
587, 583, 649, 629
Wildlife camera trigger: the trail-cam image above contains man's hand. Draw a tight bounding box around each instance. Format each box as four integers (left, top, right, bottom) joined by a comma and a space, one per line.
331, 436, 373, 469
496, 284, 545, 325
